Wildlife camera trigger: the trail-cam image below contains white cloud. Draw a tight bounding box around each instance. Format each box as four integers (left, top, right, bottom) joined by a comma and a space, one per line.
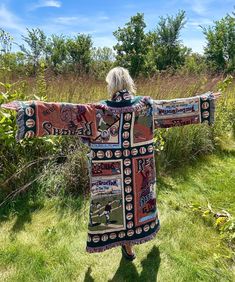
30, 0, 61, 10
186, 18, 213, 29
183, 38, 206, 54
54, 16, 89, 25
184, 0, 213, 16
93, 36, 116, 48
0, 4, 25, 33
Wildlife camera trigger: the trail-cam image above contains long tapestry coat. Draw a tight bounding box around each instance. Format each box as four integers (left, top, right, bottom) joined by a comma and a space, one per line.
1, 90, 216, 253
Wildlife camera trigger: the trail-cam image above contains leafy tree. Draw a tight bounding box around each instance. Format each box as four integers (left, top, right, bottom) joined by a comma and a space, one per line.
20, 28, 47, 74
202, 12, 235, 73
66, 34, 93, 74
113, 13, 147, 77
46, 35, 67, 74
0, 28, 13, 55
150, 10, 188, 71
91, 47, 115, 78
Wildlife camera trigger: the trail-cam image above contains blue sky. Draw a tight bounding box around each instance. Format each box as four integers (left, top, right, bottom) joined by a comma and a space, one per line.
0, 0, 234, 53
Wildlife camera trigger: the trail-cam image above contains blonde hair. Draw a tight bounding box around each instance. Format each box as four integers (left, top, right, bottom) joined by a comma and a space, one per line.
105, 67, 136, 98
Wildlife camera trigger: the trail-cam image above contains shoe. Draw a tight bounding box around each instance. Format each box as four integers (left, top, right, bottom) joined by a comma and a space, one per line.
121, 245, 136, 261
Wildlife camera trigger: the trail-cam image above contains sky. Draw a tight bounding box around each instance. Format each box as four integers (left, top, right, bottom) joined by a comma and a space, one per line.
0, 0, 234, 54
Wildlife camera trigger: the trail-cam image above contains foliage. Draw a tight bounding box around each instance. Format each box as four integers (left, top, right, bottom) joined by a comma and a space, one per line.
46, 35, 68, 74
91, 47, 115, 79
150, 10, 189, 71
66, 34, 93, 74
189, 202, 235, 250
203, 12, 235, 73
20, 28, 47, 75
113, 13, 148, 77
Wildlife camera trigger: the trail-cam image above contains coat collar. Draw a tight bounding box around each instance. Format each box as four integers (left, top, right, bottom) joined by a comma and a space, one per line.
111, 89, 134, 102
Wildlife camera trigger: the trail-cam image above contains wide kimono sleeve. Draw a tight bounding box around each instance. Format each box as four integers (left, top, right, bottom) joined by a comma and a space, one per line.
1, 100, 98, 141
153, 92, 219, 128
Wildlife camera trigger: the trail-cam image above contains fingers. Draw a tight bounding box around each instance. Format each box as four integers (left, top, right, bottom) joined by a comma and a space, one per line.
211, 92, 222, 100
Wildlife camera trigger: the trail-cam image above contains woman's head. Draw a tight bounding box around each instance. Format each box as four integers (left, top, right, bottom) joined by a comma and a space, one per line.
105, 67, 136, 98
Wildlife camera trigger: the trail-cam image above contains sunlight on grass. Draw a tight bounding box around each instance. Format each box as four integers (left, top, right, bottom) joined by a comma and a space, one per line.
0, 152, 234, 281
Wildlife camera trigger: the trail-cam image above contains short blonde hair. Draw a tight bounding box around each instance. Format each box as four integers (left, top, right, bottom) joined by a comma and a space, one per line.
105, 67, 136, 98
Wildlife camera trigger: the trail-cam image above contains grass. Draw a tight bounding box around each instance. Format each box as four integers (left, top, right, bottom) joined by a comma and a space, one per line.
0, 73, 234, 281
0, 149, 234, 282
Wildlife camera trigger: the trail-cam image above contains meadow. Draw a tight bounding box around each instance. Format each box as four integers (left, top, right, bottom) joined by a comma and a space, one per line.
0, 73, 235, 281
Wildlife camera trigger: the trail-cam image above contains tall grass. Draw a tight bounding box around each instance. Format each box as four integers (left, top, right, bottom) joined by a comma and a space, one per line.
0, 73, 234, 201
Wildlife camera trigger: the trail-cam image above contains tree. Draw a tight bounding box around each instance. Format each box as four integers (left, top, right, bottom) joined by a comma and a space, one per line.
0, 28, 13, 55
66, 34, 93, 74
150, 10, 188, 71
202, 12, 235, 73
20, 28, 47, 74
91, 47, 115, 78
113, 13, 147, 77
46, 34, 67, 74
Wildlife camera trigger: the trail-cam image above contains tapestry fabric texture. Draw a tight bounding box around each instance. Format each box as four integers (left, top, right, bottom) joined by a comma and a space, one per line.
1, 90, 216, 253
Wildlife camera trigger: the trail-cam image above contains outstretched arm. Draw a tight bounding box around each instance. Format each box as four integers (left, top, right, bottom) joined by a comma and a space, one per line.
1, 100, 97, 141
153, 92, 221, 128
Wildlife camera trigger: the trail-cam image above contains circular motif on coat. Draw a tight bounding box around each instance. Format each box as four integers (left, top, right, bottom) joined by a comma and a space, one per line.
124, 113, 132, 121
124, 159, 131, 166
202, 111, 209, 118
140, 147, 147, 154
110, 125, 118, 136
110, 233, 117, 240
144, 224, 150, 232
114, 150, 122, 158
202, 102, 209, 109
125, 186, 132, 193
101, 234, 108, 242
25, 107, 34, 116
101, 130, 110, 140
126, 212, 133, 220
118, 231, 125, 238
25, 130, 35, 138
124, 168, 131, 176
123, 93, 131, 100
131, 148, 138, 156
124, 177, 132, 185
123, 140, 130, 148
150, 221, 156, 229
136, 227, 142, 234
26, 119, 35, 128
123, 149, 130, 157
147, 145, 154, 153
126, 203, 133, 211
125, 194, 133, 202
91, 150, 96, 158
123, 122, 131, 130
122, 131, 129, 139
127, 230, 134, 237
87, 235, 91, 242
127, 221, 134, 229
105, 150, 113, 158
97, 150, 104, 159
92, 235, 100, 243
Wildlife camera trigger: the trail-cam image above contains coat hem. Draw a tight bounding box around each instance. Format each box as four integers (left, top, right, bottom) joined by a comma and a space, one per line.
86, 223, 160, 253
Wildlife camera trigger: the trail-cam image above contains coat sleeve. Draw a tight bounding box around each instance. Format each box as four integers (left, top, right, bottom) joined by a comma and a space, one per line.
1, 100, 97, 141
153, 92, 219, 129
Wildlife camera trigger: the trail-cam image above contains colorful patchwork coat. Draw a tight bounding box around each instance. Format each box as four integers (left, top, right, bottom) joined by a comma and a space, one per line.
1, 90, 217, 253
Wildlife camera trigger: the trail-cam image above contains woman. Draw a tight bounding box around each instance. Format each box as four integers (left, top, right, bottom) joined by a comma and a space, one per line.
1, 67, 220, 261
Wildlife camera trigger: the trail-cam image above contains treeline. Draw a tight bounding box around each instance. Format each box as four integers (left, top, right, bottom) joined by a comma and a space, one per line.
0, 10, 234, 78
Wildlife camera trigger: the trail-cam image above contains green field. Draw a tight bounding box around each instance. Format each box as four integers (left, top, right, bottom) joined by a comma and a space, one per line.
0, 148, 234, 281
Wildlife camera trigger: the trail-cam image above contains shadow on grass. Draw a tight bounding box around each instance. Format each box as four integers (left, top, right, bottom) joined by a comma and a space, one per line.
0, 190, 44, 234
106, 245, 161, 282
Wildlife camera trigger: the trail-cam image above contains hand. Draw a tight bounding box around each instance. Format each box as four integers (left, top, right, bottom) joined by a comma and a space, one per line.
211, 92, 222, 100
